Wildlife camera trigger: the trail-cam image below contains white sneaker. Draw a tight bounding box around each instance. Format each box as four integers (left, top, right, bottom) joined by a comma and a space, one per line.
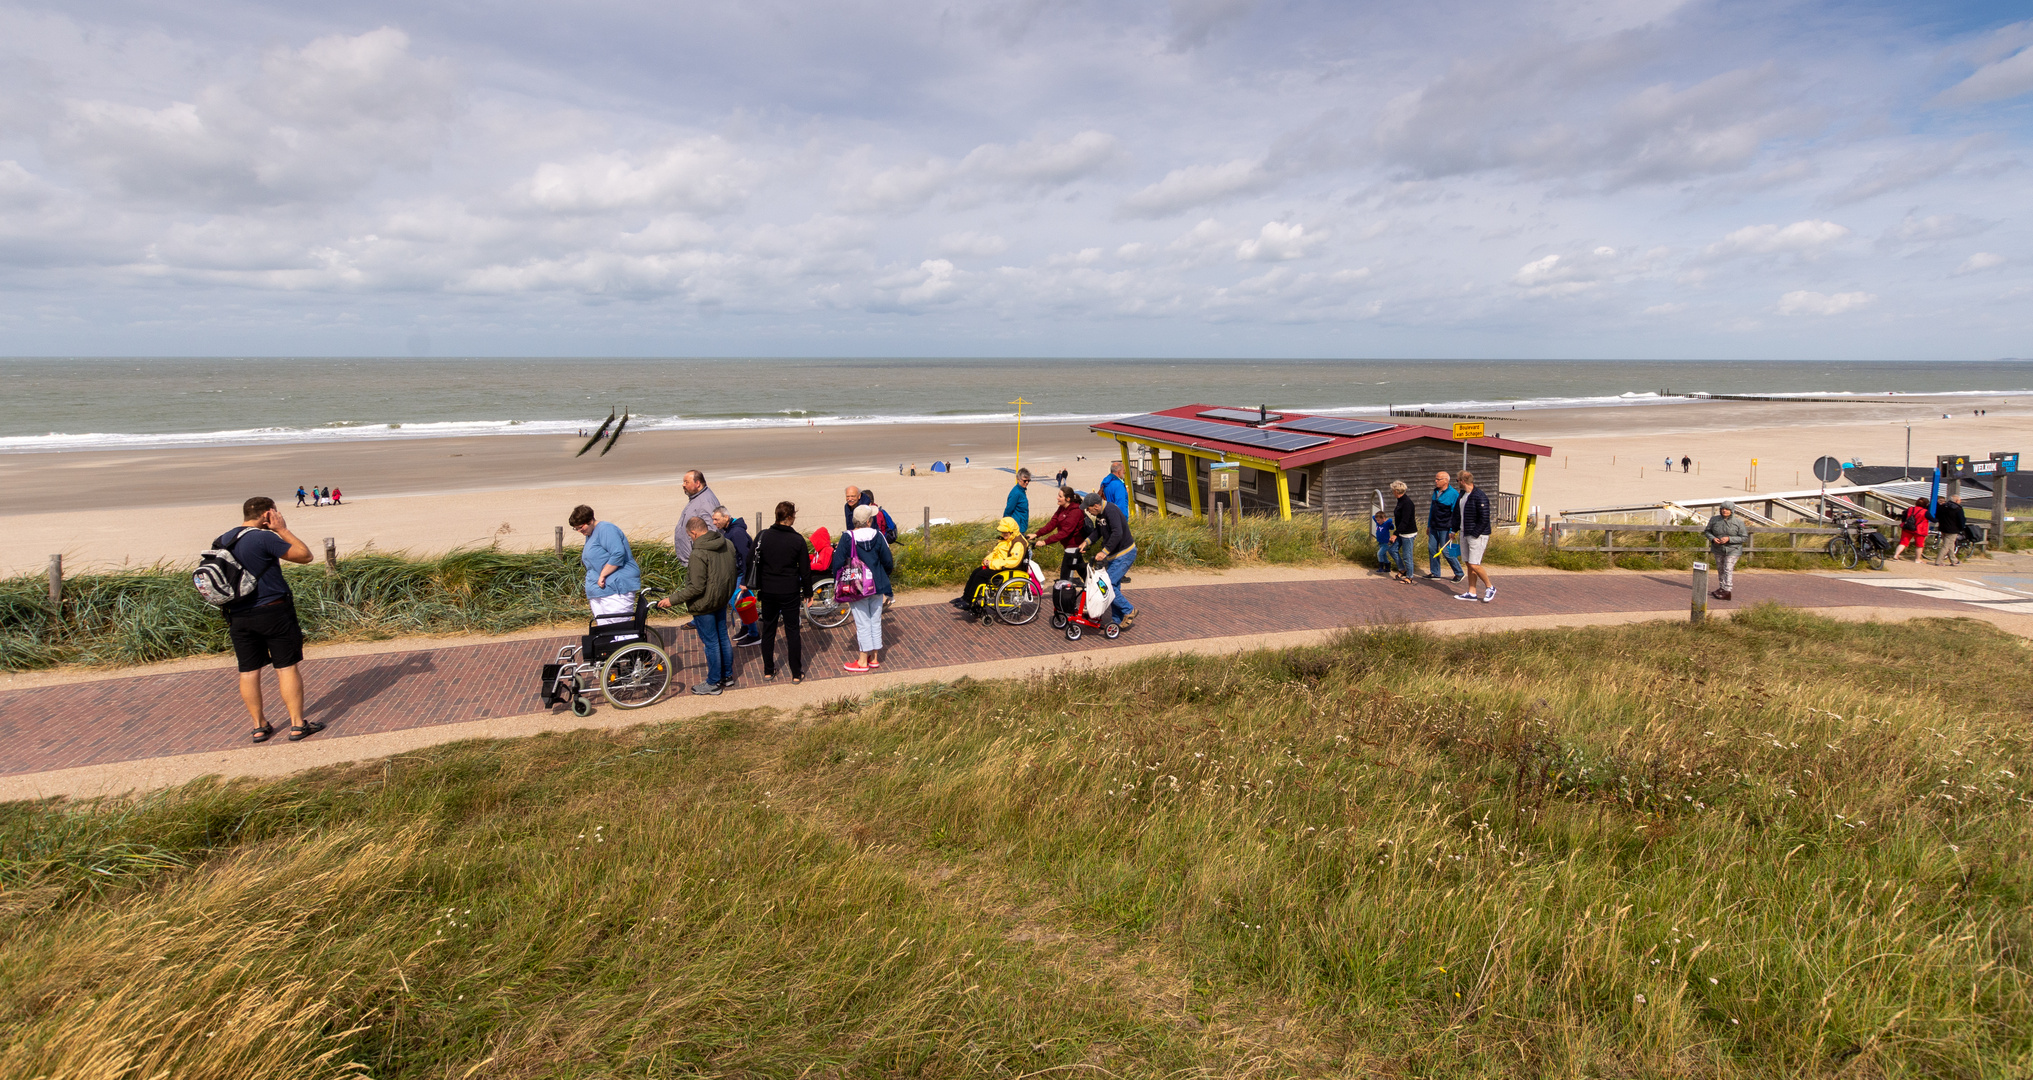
1454, 591, 1479, 601
1482, 587, 1495, 603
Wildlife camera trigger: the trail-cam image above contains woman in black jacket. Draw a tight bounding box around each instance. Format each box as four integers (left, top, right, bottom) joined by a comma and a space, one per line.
748, 501, 815, 682
1389, 481, 1418, 583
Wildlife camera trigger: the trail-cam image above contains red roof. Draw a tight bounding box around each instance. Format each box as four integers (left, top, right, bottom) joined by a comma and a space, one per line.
1090, 404, 1552, 470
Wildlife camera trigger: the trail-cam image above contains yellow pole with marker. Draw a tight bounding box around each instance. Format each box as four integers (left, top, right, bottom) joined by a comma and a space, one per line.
1010, 398, 1031, 473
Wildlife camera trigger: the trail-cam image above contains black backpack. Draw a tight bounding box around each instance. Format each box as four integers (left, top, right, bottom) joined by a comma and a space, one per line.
193, 527, 261, 607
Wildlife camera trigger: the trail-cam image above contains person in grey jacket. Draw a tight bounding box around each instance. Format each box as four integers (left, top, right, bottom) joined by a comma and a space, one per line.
1704, 501, 1748, 601
672, 470, 722, 562
658, 516, 738, 693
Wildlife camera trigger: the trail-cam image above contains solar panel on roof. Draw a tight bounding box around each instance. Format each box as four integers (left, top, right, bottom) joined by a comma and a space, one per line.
1114, 413, 1332, 453
1197, 407, 1284, 423
1275, 416, 1395, 438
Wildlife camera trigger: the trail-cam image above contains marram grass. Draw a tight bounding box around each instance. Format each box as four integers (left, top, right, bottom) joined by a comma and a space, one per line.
3, 611, 2028, 1077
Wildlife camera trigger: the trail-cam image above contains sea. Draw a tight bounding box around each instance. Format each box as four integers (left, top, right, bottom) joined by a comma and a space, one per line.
3, 357, 2029, 453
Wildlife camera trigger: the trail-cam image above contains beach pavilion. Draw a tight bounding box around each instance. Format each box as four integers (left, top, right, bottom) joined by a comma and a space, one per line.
1090, 405, 1553, 532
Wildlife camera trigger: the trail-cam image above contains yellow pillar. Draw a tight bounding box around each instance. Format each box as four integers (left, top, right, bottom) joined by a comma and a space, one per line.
1119, 439, 1137, 520
1515, 455, 1538, 535
1150, 444, 1167, 517
1186, 452, 1203, 517
1275, 468, 1293, 521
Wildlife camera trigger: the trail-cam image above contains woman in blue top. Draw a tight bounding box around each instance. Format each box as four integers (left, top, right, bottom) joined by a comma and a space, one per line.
570, 504, 641, 624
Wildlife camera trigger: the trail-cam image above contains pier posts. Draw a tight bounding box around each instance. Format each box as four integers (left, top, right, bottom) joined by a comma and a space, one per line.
48, 555, 61, 608
323, 538, 338, 575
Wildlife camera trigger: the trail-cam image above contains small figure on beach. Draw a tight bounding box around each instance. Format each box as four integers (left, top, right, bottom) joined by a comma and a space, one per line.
331, 488, 341, 505
296, 486, 308, 507
1681, 455, 1692, 473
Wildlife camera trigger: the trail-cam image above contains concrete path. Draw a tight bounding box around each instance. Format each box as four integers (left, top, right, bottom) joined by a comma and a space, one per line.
0, 568, 1998, 801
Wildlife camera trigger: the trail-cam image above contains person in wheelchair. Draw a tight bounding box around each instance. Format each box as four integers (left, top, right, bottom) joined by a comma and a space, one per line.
950, 516, 1029, 622
571, 504, 641, 630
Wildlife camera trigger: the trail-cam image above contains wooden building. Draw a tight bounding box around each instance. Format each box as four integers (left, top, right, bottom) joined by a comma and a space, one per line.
1090, 405, 1552, 531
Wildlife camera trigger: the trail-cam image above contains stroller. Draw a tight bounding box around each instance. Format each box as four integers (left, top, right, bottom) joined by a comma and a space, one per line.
1049, 551, 1120, 641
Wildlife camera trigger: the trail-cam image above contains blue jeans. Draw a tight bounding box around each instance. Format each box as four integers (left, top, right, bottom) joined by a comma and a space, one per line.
1428, 530, 1461, 577
1103, 550, 1137, 620
1395, 535, 1416, 576
693, 611, 733, 684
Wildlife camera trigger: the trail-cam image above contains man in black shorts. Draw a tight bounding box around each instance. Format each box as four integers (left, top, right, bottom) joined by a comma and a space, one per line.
218, 496, 322, 742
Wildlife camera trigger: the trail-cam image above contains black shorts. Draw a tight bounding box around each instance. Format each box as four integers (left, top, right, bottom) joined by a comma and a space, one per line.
227, 598, 305, 672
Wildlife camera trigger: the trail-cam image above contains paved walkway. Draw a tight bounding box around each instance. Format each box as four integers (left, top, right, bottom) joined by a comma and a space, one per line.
0, 571, 1978, 782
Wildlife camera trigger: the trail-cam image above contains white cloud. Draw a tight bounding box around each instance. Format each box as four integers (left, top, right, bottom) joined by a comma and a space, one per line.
1934, 44, 2033, 107
1235, 221, 1320, 261
933, 231, 1009, 257
1168, 0, 1261, 50
1879, 211, 1993, 248
1823, 141, 1980, 206
1701, 220, 1849, 260
521, 139, 753, 214
877, 258, 963, 306
1120, 159, 1271, 218
1954, 252, 2006, 276
1777, 290, 1873, 316
960, 131, 1121, 187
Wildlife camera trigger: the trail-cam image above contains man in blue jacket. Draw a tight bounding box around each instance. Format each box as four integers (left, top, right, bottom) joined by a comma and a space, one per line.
1099, 461, 1130, 516
1425, 469, 1463, 582
1003, 469, 1032, 528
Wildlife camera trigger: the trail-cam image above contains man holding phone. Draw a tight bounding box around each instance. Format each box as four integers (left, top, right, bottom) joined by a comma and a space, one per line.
218, 496, 322, 742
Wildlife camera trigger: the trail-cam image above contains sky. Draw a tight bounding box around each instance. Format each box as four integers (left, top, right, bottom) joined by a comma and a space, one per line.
0, 0, 2029, 359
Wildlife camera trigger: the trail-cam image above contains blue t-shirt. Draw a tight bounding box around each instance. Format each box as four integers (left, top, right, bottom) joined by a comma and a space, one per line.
218, 527, 295, 611
581, 520, 641, 599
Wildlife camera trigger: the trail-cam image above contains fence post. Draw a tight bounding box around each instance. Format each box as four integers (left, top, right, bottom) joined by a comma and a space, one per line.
323, 537, 338, 575
923, 507, 931, 548
554, 525, 564, 557
1691, 561, 1708, 623
1320, 502, 1330, 549
48, 554, 62, 608
1213, 497, 1224, 548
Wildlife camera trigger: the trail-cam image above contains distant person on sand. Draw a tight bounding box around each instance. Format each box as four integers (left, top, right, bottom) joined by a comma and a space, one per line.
295, 486, 308, 507
1893, 500, 1932, 562
658, 516, 736, 694
1426, 469, 1462, 583
748, 501, 812, 684
1099, 462, 1129, 516
1665, 457, 1672, 473
218, 496, 321, 743
331, 488, 341, 504
1454, 470, 1495, 603
1055, 467, 1069, 487
673, 470, 721, 563
1681, 455, 1692, 473
571, 503, 640, 628
1704, 501, 1747, 601
1004, 469, 1032, 528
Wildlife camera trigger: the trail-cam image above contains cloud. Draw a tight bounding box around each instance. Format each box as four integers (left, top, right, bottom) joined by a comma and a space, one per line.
1701, 219, 1849, 260
45, 28, 455, 210
1822, 141, 1978, 206
1168, 0, 1261, 50
1120, 158, 1271, 217
1878, 211, 1993, 248
1954, 252, 2006, 276
840, 131, 1120, 212
933, 231, 1009, 257
876, 258, 963, 306
1235, 221, 1320, 261
1776, 290, 1872, 316
521, 138, 753, 214
1934, 38, 2033, 107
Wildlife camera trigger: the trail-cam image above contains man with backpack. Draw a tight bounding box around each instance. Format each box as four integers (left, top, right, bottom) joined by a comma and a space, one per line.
209, 497, 323, 743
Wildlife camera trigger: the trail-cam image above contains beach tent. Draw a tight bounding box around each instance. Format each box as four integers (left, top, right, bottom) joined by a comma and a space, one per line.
931, 461, 948, 473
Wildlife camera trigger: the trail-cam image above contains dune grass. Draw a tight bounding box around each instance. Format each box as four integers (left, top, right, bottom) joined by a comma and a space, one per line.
4, 610, 2029, 1077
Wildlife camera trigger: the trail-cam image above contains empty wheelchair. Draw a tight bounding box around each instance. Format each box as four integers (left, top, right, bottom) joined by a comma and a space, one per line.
539, 587, 674, 716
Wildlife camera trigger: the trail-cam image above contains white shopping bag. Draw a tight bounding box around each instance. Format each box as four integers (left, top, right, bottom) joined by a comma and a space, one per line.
1084, 568, 1115, 619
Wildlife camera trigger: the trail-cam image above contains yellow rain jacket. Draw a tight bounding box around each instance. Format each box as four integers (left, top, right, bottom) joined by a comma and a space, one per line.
985, 519, 1028, 570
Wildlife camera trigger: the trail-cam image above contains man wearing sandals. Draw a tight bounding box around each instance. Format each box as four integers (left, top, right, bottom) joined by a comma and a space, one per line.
220, 497, 323, 743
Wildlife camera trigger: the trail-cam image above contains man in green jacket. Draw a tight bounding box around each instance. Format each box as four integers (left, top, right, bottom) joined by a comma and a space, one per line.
659, 516, 738, 694
1704, 501, 1748, 601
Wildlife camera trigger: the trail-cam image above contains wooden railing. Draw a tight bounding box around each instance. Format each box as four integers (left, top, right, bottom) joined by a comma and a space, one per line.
1548, 521, 1844, 556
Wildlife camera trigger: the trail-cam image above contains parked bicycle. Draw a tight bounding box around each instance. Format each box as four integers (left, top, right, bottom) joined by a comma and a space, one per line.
1824, 513, 1890, 570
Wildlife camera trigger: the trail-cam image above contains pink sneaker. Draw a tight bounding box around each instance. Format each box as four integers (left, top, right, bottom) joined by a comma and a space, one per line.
843, 661, 870, 674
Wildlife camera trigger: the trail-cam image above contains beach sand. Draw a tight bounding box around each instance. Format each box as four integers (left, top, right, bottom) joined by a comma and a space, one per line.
3, 397, 2026, 575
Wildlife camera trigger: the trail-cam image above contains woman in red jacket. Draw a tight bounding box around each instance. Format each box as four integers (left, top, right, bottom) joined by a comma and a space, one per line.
1030, 485, 1089, 580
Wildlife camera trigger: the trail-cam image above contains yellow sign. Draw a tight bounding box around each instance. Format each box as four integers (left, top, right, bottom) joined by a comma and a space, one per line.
1452, 422, 1485, 440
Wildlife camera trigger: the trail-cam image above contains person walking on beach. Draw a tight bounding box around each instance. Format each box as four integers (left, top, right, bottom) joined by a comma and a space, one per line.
1388, 481, 1418, 584
673, 470, 722, 562
1032, 485, 1089, 581
1704, 501, 1747, 601
1099, 461, 1130, 516
749, 501, 813, 683
658, 516, 737, 694
570, 504, 641, 627
1934, 494, 1967, 565
1681, 455, 1692, 474
1426, 470, 1462, 582
1893, 500, 1932, 562
295, 486, 308, 507
1082, 491, 1137, 631
1454, 470, 1495, 603
331, 488, 341, 505
1055, 467, 1069, 488
830, 504, 895, 672
1004, 469, 1032, 528
218, 497, 322, 743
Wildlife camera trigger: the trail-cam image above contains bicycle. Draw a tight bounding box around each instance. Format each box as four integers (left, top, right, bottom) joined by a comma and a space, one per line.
1824, 515, 1889, 571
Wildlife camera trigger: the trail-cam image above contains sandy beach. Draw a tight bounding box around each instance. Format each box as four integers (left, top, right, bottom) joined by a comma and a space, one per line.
3, 397, 2026, 576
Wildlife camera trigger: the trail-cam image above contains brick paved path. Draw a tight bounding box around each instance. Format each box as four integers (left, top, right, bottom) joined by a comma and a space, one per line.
0, 572, 1966, 779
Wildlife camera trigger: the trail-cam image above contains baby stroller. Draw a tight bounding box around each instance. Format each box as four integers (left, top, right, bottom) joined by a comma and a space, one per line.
539, 587, 674, 716
1050, 552, 1120, 641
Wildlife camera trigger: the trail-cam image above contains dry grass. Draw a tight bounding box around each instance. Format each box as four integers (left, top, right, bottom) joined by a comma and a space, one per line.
4, 611, 2030, 1077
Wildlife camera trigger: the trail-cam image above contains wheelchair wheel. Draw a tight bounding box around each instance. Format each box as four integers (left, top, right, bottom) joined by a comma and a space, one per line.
600, 642, 672, 709
992, 579, 1040, 625
1825, 535, 1857, 569
806, 580, 851, 628
571, 695, 593, 717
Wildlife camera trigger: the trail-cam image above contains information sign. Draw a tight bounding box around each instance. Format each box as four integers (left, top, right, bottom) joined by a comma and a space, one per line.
1452, 422, 1485, 440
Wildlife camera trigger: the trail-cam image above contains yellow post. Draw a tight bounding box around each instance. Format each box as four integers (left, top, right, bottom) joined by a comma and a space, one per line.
1119, 438, 1137, 520
1186, 453, 1202, 517
1010, 397, 1031, 472
1275, 468, 1293, 521
1151, 445, 1167, 517
1515, 455, 1538, 535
